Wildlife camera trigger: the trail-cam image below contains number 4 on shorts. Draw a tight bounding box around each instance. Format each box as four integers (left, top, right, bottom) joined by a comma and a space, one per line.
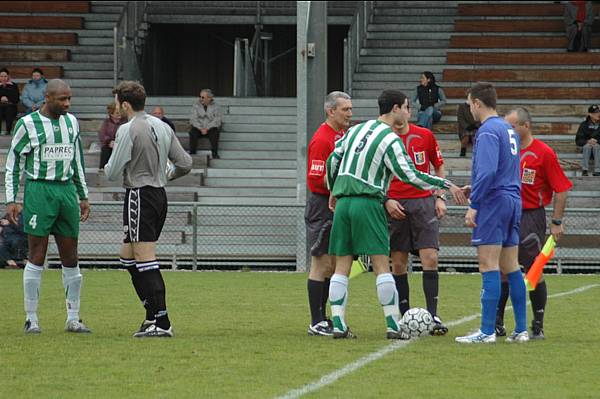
29, 214, 37, 230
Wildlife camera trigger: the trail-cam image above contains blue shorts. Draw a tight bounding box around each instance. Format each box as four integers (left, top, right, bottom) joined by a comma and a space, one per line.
471, 196, 521, 247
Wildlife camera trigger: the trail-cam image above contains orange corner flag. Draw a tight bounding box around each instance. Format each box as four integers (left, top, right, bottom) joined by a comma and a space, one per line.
524, 236, 556, 291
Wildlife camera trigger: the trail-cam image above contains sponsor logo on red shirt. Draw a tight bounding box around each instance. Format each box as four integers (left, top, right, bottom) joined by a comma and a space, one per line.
309, 160, 325, 176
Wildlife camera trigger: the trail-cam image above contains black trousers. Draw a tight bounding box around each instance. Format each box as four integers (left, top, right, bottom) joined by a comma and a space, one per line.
99, 145, 112, 169
0, 104, 17, 134
189, 126, 220, 155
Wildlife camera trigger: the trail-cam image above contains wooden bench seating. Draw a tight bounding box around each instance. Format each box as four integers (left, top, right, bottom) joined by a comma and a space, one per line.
443, 69, 600, 82
450, 36, 600, 49
458, 3, 600, 17
0, 32, 77, 46
0, 49, 70, 62
1, 1, 90, 13
3, 16, 83, 29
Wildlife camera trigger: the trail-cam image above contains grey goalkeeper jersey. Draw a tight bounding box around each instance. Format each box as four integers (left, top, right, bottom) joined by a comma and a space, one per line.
105, 111, 192, 188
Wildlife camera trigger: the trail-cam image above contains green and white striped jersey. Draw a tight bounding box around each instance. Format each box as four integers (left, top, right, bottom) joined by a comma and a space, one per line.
4, 111, 88, 203
326, 119, 449, 199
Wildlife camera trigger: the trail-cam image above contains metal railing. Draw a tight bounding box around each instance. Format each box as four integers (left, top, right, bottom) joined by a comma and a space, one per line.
343, 1, 375, 96
2, 203, 600, 272
113, 1, 148, 85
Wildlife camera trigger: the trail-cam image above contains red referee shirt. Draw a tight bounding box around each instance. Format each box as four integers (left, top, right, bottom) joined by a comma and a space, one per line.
388, 124, 444, 199
307, 122, 344, 195
520, 138, 572, 209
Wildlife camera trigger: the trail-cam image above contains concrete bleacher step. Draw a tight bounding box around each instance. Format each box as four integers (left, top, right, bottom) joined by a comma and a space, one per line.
215, 150, 296, 160
203, 177, 295, 188
195, 187, 296, 198
371, 15, 454, 25
219, 141, 296, 151
361, 48, 447, 56
205, 168, 296, 179
356, 64, 445, 74
208, 159, 296, 169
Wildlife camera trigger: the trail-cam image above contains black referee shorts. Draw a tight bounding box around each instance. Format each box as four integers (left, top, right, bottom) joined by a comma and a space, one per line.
387, 196, 440, 253
304, 192, 333, 257
518, 207, 547, 270
123, 186, 168, 243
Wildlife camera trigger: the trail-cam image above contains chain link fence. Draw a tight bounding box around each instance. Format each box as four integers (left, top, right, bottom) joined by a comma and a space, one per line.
1, 203, 599, 273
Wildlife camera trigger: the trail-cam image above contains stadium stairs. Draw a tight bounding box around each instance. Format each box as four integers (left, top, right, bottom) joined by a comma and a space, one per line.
1, 1, 599, 270
349, 1, 600, 270
350, 1, 600, 205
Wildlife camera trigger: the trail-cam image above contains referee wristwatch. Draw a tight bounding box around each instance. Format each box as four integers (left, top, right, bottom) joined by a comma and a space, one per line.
551, 219, 562, 226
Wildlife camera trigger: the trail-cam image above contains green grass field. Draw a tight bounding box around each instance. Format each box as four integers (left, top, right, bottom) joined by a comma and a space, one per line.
0, 270, 598, 399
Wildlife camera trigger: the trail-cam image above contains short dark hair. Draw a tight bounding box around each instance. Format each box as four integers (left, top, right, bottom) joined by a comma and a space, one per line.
378, 89, 408, 115
112, 81, 146, 111
32, 68, 44, 75
507, 107, 532, 125
0, 68, 9, 74
468, 82, 497, 109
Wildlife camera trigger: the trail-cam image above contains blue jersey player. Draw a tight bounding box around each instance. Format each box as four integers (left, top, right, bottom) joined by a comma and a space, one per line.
456, 82, 529, 343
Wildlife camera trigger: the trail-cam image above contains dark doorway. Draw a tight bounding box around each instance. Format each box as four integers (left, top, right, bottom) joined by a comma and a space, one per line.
142, 23, 348, 97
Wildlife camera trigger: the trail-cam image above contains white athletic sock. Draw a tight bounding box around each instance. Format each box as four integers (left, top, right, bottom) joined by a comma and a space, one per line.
62, 265, 82, 322
23, 262, 44, 322
329, 274, 349, 332
377, 273, 401, 331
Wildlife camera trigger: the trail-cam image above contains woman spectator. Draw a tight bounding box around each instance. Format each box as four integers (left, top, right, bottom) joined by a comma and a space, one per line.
21, 68, 47, 114
98, 102, 127, 171
0, 68, 20, 135
412, 71, 446, 130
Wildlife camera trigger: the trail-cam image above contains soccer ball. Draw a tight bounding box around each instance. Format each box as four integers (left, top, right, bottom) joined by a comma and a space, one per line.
400, 307, 434, 337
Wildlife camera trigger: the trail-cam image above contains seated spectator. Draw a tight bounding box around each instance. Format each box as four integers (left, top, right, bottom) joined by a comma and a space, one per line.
98, 102, 127, 171
21, 68, 47, 114
189, 89, 223, 158
0, 212, 28, 269
575, 104, 600, 176
151, 106, 176, 132
0, 68, 20, 135
457, 100, 480, 157
412, 71, 446, 130
564, 1, 594, 52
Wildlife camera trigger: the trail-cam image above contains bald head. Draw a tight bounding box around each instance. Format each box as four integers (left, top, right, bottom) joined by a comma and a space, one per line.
43, 79, 72, 117
45, 79, 70, 95
151, 106, 165, 119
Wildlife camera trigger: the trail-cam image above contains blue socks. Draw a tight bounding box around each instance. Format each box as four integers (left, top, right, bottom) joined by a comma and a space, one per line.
480, 270, 501, 335
507, 270, 527, 333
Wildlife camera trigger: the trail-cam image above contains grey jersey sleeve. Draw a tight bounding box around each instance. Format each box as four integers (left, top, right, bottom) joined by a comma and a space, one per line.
104, 124, 132, 181
167, 129, 192, 181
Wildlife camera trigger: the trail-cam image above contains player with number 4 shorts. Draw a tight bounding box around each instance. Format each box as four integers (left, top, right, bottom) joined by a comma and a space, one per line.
4, 79, 91, 334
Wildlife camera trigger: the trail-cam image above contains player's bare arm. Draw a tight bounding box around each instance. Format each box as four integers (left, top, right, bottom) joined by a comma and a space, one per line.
6, 202, 22, 225
433, 164, 447, 218
550, 191, 568, 242
80, 200, 91, 222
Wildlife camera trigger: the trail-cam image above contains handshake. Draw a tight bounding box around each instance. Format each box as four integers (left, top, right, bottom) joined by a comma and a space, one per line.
445, 183, 471, 206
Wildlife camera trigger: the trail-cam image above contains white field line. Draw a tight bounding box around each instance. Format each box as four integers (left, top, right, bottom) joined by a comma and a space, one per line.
276, 283, 599, 399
